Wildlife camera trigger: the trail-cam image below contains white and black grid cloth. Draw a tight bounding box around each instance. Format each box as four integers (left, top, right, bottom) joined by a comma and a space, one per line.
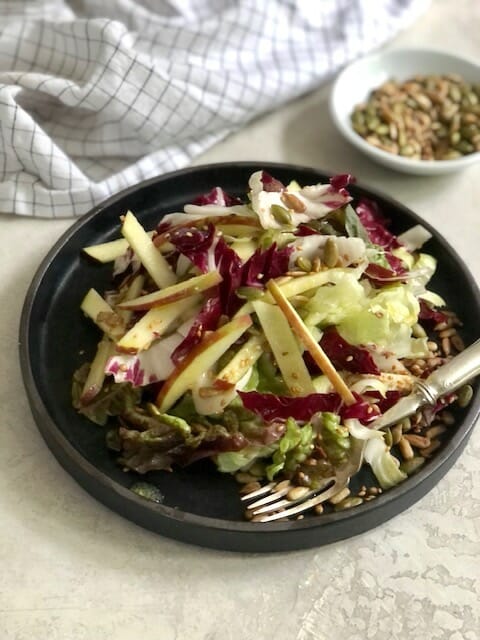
0, 0, 429, 218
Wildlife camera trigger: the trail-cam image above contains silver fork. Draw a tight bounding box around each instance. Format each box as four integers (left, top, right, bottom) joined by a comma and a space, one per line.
242, 337, 480, 522
242, 437, 366, 523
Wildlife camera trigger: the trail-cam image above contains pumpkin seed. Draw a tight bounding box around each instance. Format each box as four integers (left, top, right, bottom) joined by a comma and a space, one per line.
295, 256, 312, 272
323, 237, 339, 267
334, 496, 364, 511
399, 456, 425, 475
350, 73, 480, 160
271, 204, 292, 225
457, 384, 473, 408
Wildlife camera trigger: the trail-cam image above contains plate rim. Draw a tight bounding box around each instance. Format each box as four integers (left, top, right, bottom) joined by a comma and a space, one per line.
19, 161, 480, 550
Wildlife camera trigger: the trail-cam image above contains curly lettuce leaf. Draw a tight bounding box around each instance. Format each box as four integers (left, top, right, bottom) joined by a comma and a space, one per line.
266, 418, 314, 480
305, 271, 365, 327
336, 284, 427, 358
216, 444, 276, 473
317, 412, 351, 465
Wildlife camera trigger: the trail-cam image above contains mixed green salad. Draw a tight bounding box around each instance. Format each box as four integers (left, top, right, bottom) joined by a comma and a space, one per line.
73, 170, 460, 510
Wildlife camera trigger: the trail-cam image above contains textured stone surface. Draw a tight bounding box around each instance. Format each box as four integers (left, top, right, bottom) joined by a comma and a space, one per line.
0, 1, 479, 638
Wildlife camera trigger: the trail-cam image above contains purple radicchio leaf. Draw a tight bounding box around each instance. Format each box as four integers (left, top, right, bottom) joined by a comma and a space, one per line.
364, 258, 407, 286
171, 297, 223, 366
329, 173, 355, 197
317, 328, 381, 375
241, 243, 294, 288
364, 390, 402, 414
214, 237, 244, 315
356, 198, 400, 250
261, 171, 285, 192
167, 223, 216, 272
192, 186, 243, 206
238, 391, 377, 425
418, 299, 449, 325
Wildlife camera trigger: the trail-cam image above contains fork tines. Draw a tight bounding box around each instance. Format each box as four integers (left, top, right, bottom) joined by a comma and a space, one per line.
242, 476, 336, 523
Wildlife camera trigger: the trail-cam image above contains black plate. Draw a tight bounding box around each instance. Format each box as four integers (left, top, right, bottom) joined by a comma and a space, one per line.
19, 162, 480, 552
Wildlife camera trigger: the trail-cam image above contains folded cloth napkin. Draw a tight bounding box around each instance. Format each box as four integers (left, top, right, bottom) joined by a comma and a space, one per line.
0, 0, 429, 218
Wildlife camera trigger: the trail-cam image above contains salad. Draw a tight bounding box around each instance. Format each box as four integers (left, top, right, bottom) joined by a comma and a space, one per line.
73, 170, 467, 517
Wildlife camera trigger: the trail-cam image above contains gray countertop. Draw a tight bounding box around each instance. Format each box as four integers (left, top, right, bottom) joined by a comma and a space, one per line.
1, 1, 479, 638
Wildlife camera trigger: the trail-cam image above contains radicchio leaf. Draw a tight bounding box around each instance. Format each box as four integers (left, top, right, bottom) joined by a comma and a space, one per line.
418, 299, 449, 325
261, 171, 285, 192
318, 328, 380, 375
294, 224, 318, 236
364, 390, 402, 414
214, 237, 244, 314
422, 392, 457, 424
386, 252, 407, 273
192, 187, 242, 206
356, 198, 400, 250
364, 258, 407, 286
167, 223, 215, 272
329, 173, 355, 197
239, 390, 340, 422
171, 296, 223, 365
238, 391, 376, 424
213, 239, 293, 315
338, 398, 380, 423
242, 243, 293, 288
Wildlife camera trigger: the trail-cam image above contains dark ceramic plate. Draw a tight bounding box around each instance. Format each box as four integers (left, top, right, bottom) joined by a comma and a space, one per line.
19, 162, 480, 552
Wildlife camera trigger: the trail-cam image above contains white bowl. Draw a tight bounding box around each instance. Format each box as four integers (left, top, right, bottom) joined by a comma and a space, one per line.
330, 48, 480, 175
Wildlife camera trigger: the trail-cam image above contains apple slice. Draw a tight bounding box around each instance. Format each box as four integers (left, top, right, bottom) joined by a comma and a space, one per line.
216, 224, 260, 238
80, 336, 114, 404
80, 288, 126, 341
262, 271, 333, 303
156, 314, 252, 413
266, 280, 355, 405
117, 274, 145, 324
229, 239, 257, 261
232, 271, 351, 316
83, 238, 130, 263
251, 299, 315, 396
118, 270, 222, 311
116, 296, 198, 353
82, 231, 158, 263
121, 211, 176, 288
154, 215, 260, 248
215, 334, 264, 385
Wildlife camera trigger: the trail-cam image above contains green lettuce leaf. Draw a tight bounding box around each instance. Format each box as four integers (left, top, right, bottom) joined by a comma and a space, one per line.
337, 284, 424, 357
364, 437, 407, 489
344, 204, 371, 244
216, 445, 276, 473
304, 272, 365, 327
266, 418, 314, 480
318, 412, 351, 465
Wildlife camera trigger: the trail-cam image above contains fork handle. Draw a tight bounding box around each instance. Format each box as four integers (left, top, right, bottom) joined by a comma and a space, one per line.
417, 338, 480, 403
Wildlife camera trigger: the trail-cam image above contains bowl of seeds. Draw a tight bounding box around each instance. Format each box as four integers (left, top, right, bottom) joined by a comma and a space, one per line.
330, 48, 480, 175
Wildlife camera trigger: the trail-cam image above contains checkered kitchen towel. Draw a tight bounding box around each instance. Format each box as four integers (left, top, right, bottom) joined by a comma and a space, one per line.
0, 0, 430, 218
